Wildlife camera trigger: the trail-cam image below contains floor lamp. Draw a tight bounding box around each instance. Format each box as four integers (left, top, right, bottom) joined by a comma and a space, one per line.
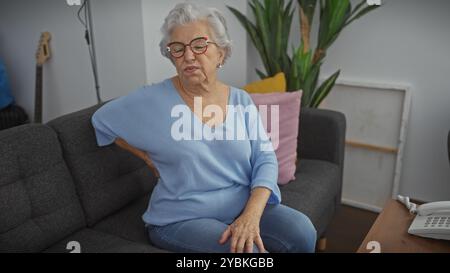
85, 0, 102, 104
68, 0, 102, 104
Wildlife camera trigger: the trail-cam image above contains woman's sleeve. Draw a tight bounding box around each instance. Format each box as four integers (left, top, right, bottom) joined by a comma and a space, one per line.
91, 92, 138, 147
247, 99, 282, 205
91, 100, 121, 146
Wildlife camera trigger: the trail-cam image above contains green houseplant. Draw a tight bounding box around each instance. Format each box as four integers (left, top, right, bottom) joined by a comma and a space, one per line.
227, 0, 380, 107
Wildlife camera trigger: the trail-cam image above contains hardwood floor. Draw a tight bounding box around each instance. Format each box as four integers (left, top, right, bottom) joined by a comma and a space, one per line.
323, 205, 379, 253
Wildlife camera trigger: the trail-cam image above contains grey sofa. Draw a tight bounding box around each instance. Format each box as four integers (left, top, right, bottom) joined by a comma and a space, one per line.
0, 103, 345, 253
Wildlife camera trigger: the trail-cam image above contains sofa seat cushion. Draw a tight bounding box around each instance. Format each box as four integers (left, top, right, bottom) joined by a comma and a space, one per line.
93, 194, 152, 245
279, 159, 340, 229
94, 160, 340, 248
44, 228, 167, 253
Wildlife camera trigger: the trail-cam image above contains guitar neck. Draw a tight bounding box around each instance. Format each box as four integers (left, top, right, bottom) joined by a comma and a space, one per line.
34, 64, 43, 123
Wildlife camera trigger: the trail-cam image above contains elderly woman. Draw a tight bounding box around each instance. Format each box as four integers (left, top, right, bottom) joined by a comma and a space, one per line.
91, 2, 316, 253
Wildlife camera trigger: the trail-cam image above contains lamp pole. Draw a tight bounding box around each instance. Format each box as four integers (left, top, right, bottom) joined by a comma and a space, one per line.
85, 0, 102, 104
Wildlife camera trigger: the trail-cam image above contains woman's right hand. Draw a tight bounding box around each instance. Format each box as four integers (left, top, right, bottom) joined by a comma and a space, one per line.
115, 138, 160, 178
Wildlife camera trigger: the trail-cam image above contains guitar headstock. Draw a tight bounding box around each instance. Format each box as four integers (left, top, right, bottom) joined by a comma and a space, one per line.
35, 32, 52, 66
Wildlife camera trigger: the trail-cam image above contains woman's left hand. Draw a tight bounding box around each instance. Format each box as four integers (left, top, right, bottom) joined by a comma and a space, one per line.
219, 213, 265, 253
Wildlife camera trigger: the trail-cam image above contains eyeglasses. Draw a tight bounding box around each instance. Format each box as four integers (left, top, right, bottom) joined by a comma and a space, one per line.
166, 36, 217, 58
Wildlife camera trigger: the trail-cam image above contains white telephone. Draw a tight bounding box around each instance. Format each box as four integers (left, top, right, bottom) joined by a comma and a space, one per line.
397, 195, 450, 240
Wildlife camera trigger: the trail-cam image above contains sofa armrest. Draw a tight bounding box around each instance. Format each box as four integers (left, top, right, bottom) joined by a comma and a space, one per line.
298, 107, 346, 216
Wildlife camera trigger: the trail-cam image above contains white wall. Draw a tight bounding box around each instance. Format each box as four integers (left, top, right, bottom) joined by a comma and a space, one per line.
3, 0, 449, 202
0, 0, 247, 122
322, 0, 450, 202
0, 0, 147, 122
141, 0, 248, 88
90, 0, 147, 101
247, 0, 450, 202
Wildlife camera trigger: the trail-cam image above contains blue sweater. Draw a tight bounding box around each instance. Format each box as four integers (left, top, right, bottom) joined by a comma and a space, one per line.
91, 78, 281, 226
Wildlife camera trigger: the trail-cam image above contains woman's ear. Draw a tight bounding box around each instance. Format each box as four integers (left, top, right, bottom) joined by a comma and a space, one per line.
217, 49, 225, 66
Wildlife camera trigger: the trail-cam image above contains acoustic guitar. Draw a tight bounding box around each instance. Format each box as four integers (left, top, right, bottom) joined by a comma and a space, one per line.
34, 32, 51, 123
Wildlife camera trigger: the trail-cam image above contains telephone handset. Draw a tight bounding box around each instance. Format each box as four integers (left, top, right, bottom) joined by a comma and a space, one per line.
397, 195, 450, 240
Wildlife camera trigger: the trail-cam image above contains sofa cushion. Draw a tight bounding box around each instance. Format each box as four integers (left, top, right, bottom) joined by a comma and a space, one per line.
0, 124, 85, 252
93, 194, 152, 245
47, 104, 158, 227
280, 159, 340, 230
250, 91, 302, 185
44, 228, 167, 253
243, 72, 286, 94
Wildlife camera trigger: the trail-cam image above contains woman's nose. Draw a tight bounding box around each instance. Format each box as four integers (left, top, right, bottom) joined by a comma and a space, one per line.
183, 46, 196, 61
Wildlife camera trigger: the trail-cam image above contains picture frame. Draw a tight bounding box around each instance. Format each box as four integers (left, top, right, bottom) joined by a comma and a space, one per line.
320, 79, 412, 212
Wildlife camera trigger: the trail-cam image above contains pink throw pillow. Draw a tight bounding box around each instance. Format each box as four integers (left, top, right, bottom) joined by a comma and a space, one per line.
250, 91, 302, 185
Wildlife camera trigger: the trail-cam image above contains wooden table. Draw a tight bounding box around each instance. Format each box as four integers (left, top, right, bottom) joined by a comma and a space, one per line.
357, 199, 450, 253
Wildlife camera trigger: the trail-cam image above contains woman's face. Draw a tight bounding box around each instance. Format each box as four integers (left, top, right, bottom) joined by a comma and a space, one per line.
168, 20, 225, 86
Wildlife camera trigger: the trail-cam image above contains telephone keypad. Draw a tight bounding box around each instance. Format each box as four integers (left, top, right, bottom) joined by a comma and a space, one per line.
424, 216, 449, 228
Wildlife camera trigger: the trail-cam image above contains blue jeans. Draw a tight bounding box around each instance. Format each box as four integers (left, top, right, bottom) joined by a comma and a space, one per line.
146, 204, 317, 253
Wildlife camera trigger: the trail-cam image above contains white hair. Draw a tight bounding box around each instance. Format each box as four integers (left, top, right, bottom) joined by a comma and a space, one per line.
159, 2, 232, 65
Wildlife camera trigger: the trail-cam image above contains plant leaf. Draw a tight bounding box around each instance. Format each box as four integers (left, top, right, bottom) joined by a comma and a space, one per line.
302, 63, 320, 105
227, 5, 271, 75
328, 0, 350, 39
309, 70, 340, 107
253, 0, 272, 74
345, 4, 380, 27
297, 0, 317, 25
351, 0, 367, 16
255, 68, 267, 79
